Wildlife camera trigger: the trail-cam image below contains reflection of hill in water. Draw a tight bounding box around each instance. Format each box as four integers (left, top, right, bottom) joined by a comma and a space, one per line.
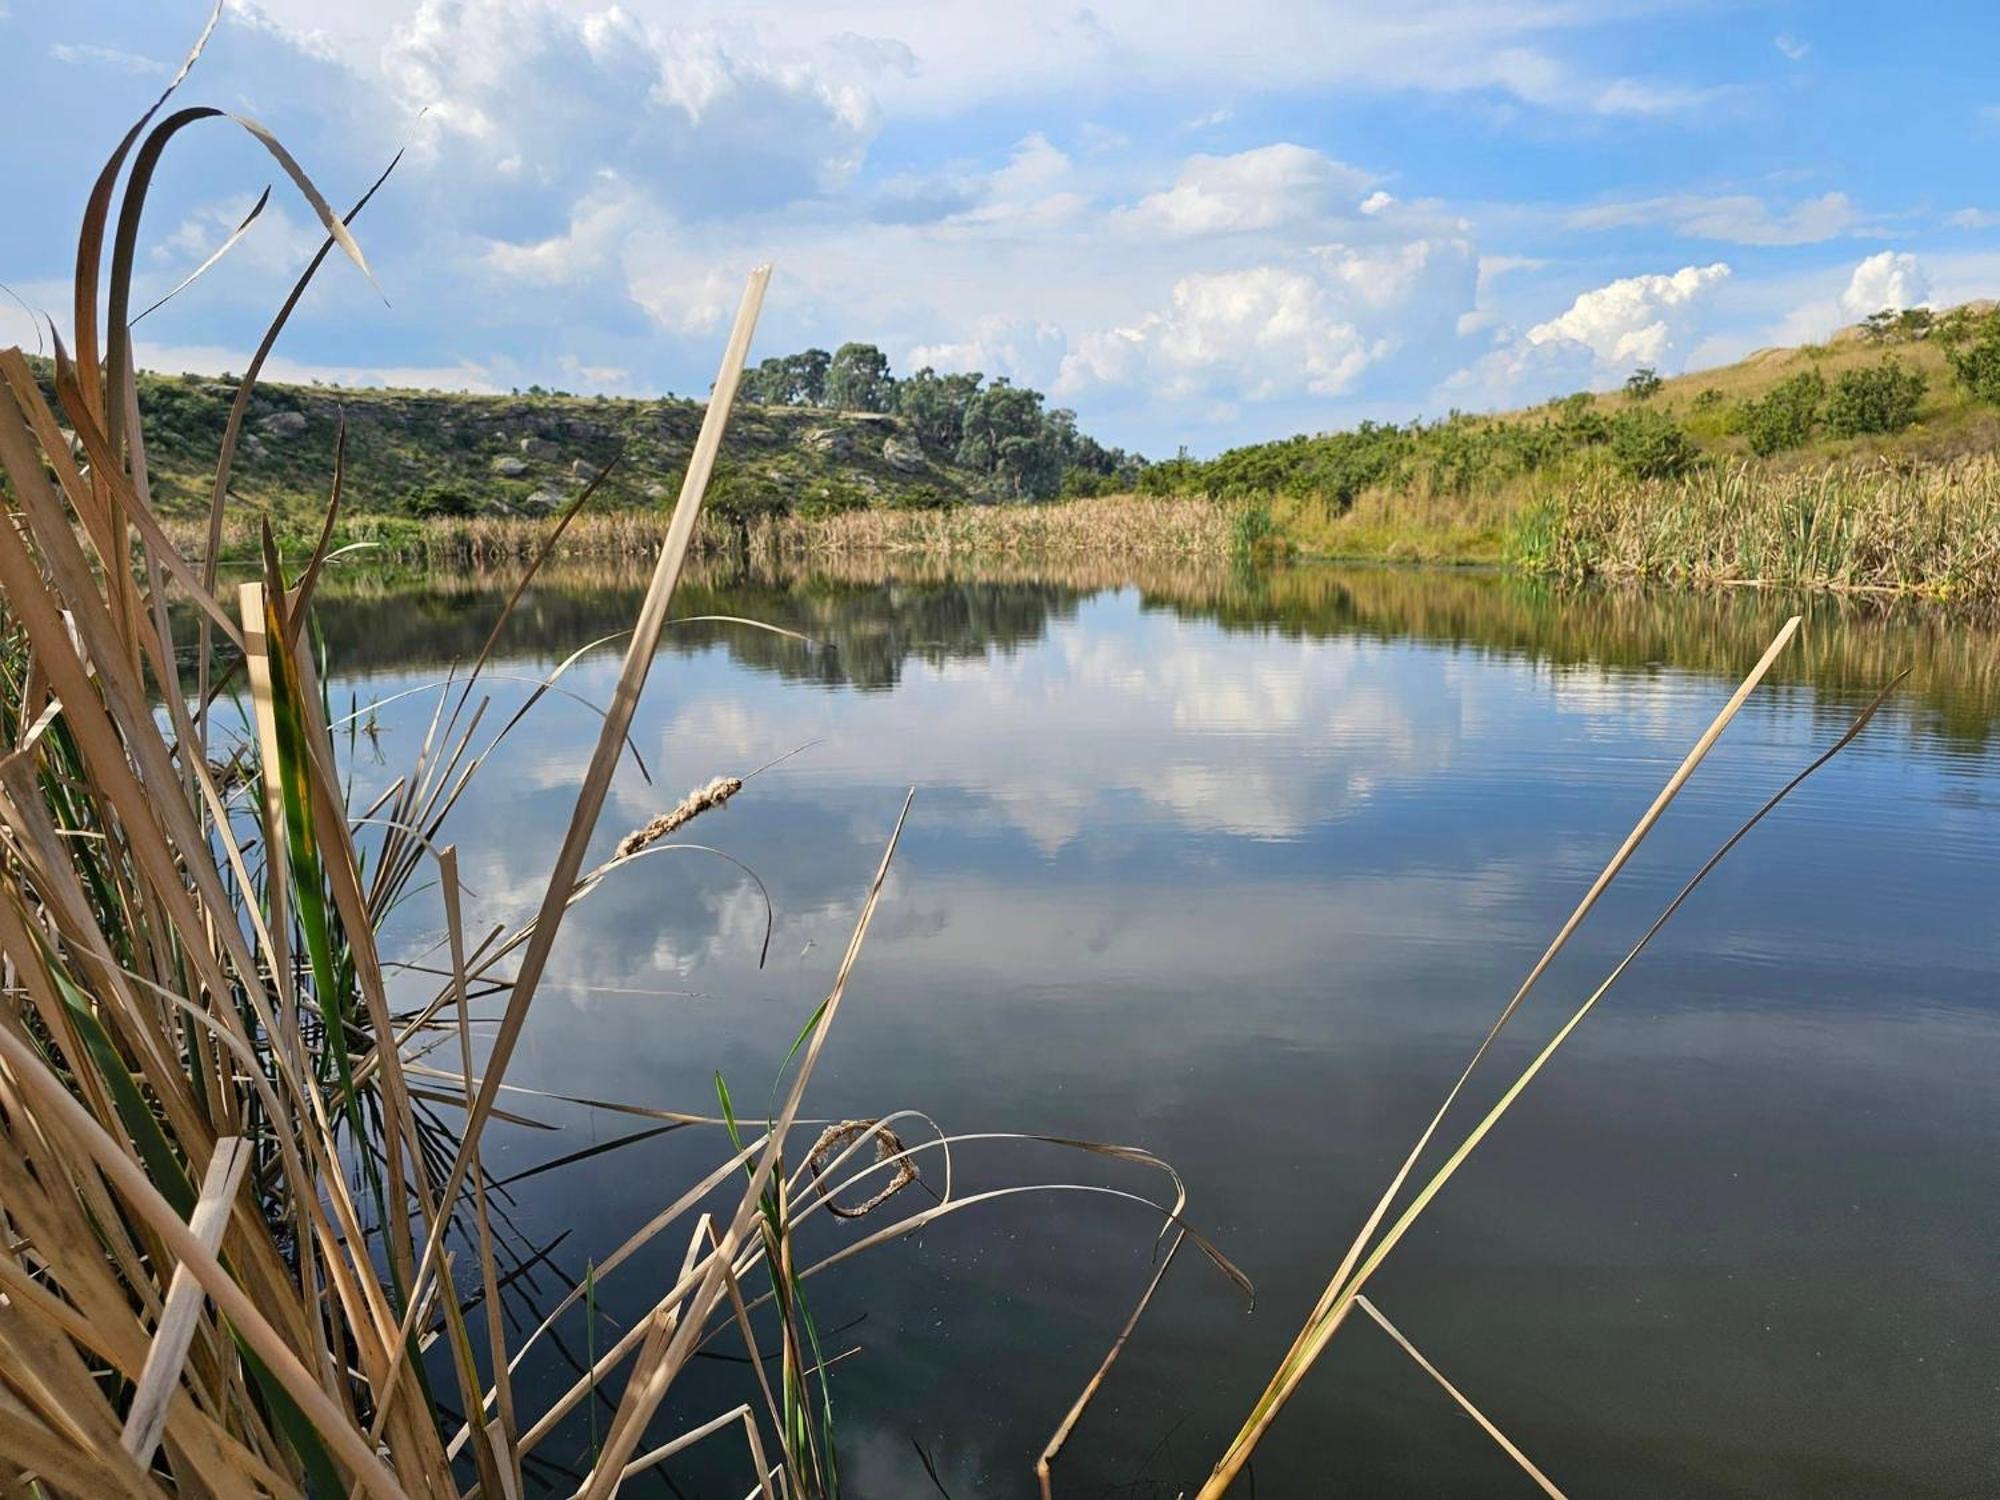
289, 555, 2000, 749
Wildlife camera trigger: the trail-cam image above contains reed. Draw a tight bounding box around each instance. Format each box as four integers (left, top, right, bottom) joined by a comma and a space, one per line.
159, 492, 1234, 569
1513, 455, 2000, 601
0, 21, 1242, 1499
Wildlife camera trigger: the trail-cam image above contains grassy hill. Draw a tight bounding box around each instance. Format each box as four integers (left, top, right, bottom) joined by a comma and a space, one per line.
1133, 302, 2000, 586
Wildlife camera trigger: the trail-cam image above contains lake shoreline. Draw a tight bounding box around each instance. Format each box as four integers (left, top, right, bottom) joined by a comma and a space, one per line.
165, 456, 2000, 606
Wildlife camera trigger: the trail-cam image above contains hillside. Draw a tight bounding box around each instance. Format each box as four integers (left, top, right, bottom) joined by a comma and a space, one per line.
25, 361, 1072, 525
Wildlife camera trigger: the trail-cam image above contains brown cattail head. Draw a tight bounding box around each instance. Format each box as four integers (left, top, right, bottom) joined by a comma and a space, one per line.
613, 775, 743, 859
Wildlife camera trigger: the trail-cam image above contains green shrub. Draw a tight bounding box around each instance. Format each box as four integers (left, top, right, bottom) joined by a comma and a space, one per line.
1624, 366, 1663, 402
880, 484, 953, 511
408, 484, 474, 518
1824, 360, 1925, 437
1940, 308, 2000, 404
1740, 370, 1826, 456
1608, 408, 1700, 479
794, 480, 870, 519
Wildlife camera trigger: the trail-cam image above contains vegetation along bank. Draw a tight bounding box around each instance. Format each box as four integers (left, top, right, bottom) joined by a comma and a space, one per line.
78, 301, 2000, 603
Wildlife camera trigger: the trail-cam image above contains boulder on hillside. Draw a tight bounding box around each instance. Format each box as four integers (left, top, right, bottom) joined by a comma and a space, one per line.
258, 410, 308, 437
520, 436, 562, 461
570, 458, 602, 481
520, 488, 563, 517
881, 436, 924, 474
491, 455, 530, 477
802, 427, 853, 458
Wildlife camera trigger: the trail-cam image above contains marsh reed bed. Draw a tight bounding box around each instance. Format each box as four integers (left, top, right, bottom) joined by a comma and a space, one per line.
1513, 456, 2000, 602
0, 14, 1911, 1497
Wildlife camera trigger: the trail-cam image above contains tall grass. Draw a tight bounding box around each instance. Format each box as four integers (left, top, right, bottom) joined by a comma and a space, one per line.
1512, 456, 2000, 601
160, 492, 1234, 568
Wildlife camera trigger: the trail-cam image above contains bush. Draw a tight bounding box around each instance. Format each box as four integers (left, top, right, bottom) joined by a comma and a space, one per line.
1940, 308, 2000, 404
794, 480, 870, 519
1740, 370, 1825, 456
1608, 408, 1700, 479
880, 484, 953, 511
1824, 360, 1925, 437
408, 485, 474, 518
1624, 366, 1663, 402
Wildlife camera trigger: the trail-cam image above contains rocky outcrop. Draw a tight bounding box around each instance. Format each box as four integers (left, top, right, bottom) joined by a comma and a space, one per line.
882, 436, 925, 474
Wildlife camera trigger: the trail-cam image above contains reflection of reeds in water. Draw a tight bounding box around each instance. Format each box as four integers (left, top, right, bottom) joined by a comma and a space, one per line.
292, 549, 2000, 750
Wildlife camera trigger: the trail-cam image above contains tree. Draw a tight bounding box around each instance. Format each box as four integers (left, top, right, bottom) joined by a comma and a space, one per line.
957, 379, 1064, 499
895, 366, 982, 452
740, 349, 831, 406
1624, 366, 1663, 402
824, 342, 895, 412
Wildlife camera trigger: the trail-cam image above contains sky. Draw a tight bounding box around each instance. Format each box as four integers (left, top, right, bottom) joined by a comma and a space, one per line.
4, 0, 1999, 456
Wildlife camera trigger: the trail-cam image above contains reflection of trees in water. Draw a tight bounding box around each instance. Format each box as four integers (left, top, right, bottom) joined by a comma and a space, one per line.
290, 556, 1078, 692
275, 554, 2000, 748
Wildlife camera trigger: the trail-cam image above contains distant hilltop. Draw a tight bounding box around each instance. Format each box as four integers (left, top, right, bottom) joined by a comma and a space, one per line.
20, 341, 1139, 527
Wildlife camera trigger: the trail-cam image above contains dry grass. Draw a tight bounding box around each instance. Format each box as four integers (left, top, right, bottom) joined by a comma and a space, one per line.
161, 492, 1233, 567
1516, 456, 2000, 602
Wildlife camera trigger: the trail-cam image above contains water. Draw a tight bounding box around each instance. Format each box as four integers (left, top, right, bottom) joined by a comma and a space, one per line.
309, 559, 2000, 1497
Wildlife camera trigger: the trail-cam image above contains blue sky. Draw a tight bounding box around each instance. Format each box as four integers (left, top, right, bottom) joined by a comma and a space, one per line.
4, 0, 1998, 455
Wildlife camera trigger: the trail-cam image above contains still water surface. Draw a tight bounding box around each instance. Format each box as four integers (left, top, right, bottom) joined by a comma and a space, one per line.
317, 559, 1998, 1497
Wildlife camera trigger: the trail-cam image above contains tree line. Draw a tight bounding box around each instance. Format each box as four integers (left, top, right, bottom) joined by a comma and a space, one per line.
738, 342, 1140, 500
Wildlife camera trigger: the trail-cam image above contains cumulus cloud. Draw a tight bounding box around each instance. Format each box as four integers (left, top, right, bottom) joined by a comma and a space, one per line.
1447, 261, 1731, 403
1059, 266, 1380, 401
382, 0, 873, 216
1526, 262, 1731, 365
906, 316, 1067, 386
1119, 144, 1377, 236
1570, 191, 1872, 246
1774, 34, 1809, 61
1840, 251, 1930, 317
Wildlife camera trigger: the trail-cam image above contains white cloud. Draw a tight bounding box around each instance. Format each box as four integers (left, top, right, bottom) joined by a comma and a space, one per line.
381, 0, 874, 215
1571, 191, 1871, 246
1059, 266, 1379, 402
50, 42, 167, 74
243, 0, 1719, 123
1948, 208, 2000, 230
1448, 260, 1731, 402
1526, 262, 1731, 366
1119, 144, 1377, 237
1774, 34, 1809, 61
1839, 251, 1930, 318
1181, 107, 1234, 132
906, 316, 1066, 386
131, 340, 500, 392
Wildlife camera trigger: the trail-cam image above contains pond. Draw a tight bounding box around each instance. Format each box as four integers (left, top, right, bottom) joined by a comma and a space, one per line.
307, 557, 2000, 1497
